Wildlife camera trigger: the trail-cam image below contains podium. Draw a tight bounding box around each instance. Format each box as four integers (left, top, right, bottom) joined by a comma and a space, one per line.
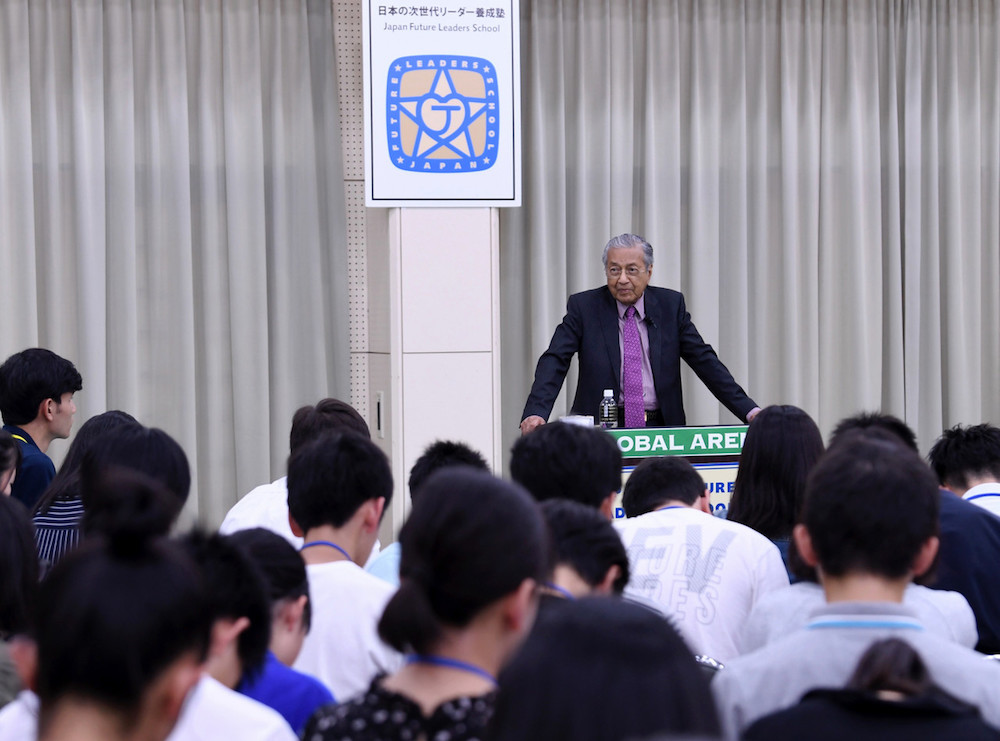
605, 425, 747, 519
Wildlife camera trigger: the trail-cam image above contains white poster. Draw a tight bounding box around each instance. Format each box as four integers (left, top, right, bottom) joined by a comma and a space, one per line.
363, 1, 521, 207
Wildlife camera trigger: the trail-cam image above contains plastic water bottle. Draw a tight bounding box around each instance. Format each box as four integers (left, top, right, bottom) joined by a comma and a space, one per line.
599, 389, 618, 429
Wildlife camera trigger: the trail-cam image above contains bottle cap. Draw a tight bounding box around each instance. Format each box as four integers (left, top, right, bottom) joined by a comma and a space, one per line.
603, 389, 613, 397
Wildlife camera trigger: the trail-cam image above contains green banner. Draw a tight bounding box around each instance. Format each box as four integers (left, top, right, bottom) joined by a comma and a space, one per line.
607, 425, 747, 458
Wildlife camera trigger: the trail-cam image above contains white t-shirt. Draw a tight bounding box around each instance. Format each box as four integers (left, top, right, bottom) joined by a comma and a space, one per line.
219, 477, 302, 548
963, 482, 1000, 518
616, 506, 788, 661
293, 560, 403, 702
739, 580, 979, 653
169, 675, 296, 741
0, 690, 36, 741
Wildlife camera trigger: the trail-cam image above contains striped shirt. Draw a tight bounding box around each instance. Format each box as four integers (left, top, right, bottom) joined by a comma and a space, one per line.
33, 498, 84, 578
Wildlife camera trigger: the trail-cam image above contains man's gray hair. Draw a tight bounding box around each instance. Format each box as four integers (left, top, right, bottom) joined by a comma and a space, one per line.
602, 234, 653, 269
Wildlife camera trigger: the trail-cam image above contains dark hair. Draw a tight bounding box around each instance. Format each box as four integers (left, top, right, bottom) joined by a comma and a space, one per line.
34, 474, 209, 729
830, 412, 919, 453
802, 432, 939, 579
927, 424, 1000, 492
228, 527, 312, 631
846, 638, 932, 696
622, 457, 704, 516
81, 469, 182, 540
408, 440, 490, 499
33, 411, 139, 515
378, 469, 548, 654
178, 531, 271, 678
287, 430, 393, 531
541, 499, 629, 594
0, 428, 21, 477
727, 405, 825, 540
80, 424, 191, 516
510, 422, 622, 508
0, 348, 83, 426
289, 398, 370, 454
0, 495, 39, 637
490, 599, 720, 741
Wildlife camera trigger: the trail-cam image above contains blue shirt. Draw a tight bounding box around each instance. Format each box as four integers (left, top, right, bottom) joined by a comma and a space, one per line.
237, 651, 334, 733
3, 425, 55, 510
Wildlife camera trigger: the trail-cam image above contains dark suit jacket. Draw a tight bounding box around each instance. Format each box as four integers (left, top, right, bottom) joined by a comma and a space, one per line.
521, 286, 757, 426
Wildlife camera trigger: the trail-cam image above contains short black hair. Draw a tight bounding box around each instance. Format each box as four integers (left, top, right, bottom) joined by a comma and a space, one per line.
35, 486, 209, 729
491, 599, 720, 741
287, 430, 393, 531
510, 422, 622, 508
927, 423, 1000, 492
408, 440, 489, 500
379, 469, 548, 654
540, 499, 629, 594
830, 412, 919, 453
0, 348, 83, 426
178, 530, 271, 679
0, 494, 38, 637
622, 457, 704, 517
289, 398, 370, 454
228, 527, 312, 631
803, 432, 939, 579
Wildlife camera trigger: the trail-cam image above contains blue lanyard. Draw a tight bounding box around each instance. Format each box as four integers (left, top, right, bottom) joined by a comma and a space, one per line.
406, 655, 498, 686
300, 540, 352, 563
543, 582, 577, 601
656, 505, 685, 512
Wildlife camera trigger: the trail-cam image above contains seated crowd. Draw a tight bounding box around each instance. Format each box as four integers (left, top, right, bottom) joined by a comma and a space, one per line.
3, 346, 1000, 740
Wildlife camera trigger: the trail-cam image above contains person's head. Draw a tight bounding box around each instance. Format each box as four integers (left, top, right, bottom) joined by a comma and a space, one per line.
726, 405, 825, 539
80, 424, 191, 530
0, 494, 39, 637
830, 411, 919, 452
0, 348, 83, 436
490, 598, 721, 741
34, 475, 209, 741
177, 531, 271, 689
622, 457, 707, 517
602, 233, 653, 306
796, 432, 939, 583
287, 430, 393, 537
0, 429, 21, 496
288, 398, 370, 455
33, 410, 139, 514
379, 469, 548, 662
510, 422, 623, 518
408, 439, 490, 500
846, 638, 934, 697
927, 423, 1000, 495
228, 527, 312, 668
541, 499, 629, 597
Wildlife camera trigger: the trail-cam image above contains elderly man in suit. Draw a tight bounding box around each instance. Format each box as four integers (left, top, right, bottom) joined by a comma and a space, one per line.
520, 233, 759, 434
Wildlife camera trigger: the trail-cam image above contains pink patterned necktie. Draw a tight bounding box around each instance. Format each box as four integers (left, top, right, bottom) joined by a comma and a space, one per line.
622, 306, 645, 428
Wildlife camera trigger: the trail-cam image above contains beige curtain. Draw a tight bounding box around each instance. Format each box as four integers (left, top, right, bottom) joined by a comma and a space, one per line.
502, 0, 1000, 455
0, 0, 350, 526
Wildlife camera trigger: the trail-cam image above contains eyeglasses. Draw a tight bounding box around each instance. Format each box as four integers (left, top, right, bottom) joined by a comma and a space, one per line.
606, 265, 647, 278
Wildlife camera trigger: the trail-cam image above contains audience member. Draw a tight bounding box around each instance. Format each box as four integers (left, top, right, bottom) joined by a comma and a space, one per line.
228, 528, 334, 733
540, 498, 629, 599
832, 412, 1000, 654
725, 404, 824, 573
743, 638, 1000, 740
31, 411, 139, 576
304, 468, 548, 741
288, 430, 402, 700
220, 398, 370, 548
0, 496, 38, 709
489, 598, 721, 741
617, 456, 787, 660
11, 476, 210, 741
510, 421, 623, 518
928, 423, 1000, 516
712, 432, 1000, 738
0, 430, 21, 496
0, 349, 82, 509
367, 439, 490, 587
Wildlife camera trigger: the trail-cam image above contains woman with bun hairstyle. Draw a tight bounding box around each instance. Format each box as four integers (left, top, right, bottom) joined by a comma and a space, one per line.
302, 468, 548, 741
32, 471, 210, 741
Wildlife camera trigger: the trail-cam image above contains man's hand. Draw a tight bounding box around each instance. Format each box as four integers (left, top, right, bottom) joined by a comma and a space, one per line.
520, 415, 546, 435
746, 407, 762, 423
